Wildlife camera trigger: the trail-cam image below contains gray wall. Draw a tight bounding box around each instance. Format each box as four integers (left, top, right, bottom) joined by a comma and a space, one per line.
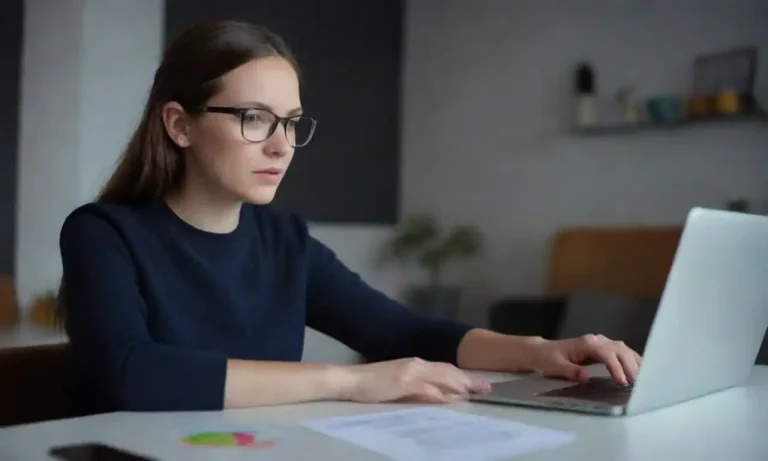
401, 0, 768, 326
15, 0, 164, 308
0, 0, 22, 275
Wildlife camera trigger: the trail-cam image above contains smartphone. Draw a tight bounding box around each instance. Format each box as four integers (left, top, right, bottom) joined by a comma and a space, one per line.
48, 443, 158, 461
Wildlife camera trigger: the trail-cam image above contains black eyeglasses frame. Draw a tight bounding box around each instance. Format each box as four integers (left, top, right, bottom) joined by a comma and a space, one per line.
204, 106, 317, 147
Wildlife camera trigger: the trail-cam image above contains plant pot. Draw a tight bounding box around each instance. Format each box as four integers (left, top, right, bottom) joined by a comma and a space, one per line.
0, 275, 19, 326
30, 298, 58, 327
406, 284, 461, 320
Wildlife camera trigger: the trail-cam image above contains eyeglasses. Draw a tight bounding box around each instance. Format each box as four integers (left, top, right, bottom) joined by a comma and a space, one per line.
204, 106, 317, 147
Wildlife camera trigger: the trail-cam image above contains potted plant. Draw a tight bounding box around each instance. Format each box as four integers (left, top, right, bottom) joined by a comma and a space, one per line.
379, 214, 482, 319
29, 288, 58, 328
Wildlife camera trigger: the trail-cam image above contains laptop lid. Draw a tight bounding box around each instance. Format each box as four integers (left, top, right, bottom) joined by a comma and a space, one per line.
626, 207, 768, 415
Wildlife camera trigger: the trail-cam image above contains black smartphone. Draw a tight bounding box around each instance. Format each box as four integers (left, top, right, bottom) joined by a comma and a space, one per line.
48, 443, 158, 461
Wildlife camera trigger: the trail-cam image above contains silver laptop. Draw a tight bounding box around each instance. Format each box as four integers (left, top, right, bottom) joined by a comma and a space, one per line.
470, 207, 768, 416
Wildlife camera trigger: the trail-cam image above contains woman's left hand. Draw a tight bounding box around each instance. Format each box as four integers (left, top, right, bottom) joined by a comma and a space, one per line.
528, 334, 642, 385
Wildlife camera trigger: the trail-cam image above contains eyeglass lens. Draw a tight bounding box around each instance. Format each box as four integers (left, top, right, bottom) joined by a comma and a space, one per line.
242, 109, 315, 147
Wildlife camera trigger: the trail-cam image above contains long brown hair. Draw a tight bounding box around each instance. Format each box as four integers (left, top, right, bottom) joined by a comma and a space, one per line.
55, 20, 299, 330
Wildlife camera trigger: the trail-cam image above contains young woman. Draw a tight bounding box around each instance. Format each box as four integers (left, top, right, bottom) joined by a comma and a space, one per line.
57, 20, 641, 416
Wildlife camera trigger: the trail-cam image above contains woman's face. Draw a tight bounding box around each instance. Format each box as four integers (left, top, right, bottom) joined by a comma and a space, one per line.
175, 56, 304, 205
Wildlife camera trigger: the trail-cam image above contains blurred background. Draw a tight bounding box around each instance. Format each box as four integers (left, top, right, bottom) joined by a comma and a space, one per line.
0, 0, 766, 364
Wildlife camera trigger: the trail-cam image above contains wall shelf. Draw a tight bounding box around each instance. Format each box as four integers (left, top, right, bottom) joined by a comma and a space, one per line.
571, 110, 767, 136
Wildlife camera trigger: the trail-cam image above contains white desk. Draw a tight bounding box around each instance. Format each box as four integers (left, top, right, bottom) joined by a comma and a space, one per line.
1, 366, 766, 461
0, 320, 66, 349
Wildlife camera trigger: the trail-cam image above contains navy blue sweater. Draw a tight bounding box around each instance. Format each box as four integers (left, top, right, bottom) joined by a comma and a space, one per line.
58, 201, 472, 415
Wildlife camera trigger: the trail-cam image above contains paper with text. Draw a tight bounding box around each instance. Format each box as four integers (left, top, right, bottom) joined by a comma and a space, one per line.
300, 407, 575, 461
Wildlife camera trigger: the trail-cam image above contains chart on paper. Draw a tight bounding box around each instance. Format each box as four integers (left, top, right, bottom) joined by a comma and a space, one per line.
300, 407, 575, 461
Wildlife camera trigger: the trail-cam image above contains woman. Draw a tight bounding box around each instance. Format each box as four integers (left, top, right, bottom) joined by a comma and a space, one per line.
57, 19, 640, 416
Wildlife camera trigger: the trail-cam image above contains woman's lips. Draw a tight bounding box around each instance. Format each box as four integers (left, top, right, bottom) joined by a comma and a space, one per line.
254, 168, 283, 182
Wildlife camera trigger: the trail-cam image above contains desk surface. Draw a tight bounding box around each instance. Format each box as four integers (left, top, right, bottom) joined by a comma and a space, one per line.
0, 320, 66, 349
1, 366, 767, 461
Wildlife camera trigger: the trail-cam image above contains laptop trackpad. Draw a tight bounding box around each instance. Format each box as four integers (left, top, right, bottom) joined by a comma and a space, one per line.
489, 375, 582, 396
537, 377, 632, 405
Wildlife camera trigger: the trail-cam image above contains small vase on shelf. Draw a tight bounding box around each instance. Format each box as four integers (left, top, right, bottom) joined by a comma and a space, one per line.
572, 62, 597, 128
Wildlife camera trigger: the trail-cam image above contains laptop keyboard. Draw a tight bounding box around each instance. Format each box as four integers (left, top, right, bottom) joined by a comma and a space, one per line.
537, 377, 633, 405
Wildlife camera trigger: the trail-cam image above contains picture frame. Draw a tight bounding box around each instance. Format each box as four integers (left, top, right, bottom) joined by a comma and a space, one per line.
692, 46, 758, 112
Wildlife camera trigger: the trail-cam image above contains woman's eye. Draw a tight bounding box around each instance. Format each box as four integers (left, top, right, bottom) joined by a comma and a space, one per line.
244, 112, 269, 124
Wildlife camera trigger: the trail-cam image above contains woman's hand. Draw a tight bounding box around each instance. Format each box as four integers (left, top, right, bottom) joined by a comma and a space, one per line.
339, 358, 492, 404
528, 334, 642, 385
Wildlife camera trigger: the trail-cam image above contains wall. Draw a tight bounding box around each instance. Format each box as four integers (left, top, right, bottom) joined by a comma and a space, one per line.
15, 0, 163, 309
0, 0, 23, 274
78, 1, 165, 202
16, 0, 86, 308
401, 0, 768, 326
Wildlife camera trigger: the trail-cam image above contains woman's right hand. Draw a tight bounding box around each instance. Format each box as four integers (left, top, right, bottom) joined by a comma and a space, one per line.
337, 358, 492, 404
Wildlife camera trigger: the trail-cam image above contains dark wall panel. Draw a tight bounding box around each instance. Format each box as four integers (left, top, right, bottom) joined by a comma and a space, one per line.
0, 0, 23, 274
164, 0, 403, 224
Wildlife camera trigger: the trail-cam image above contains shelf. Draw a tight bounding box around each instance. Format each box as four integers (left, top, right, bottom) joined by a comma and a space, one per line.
571, 111, 767, 136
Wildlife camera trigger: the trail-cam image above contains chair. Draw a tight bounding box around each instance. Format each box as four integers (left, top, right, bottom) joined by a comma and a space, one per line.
0, 343, 72, 427
489, 226, 682, 352
0, 274, 19, 326
547, 226, 683, 297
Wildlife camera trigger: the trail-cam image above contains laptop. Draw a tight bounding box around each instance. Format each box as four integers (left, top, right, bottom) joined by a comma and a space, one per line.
470, 207, 768, 416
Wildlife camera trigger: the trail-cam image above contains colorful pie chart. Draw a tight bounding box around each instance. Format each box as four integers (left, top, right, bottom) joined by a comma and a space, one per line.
180, 431, 276, 449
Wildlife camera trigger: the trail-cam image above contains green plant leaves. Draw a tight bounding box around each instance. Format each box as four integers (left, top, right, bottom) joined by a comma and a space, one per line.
385, 215, 440, 261
380, 214, 482, 285
443, 225, 482, 258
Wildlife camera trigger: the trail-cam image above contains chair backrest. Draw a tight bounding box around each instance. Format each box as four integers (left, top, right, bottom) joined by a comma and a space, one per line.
557, 291, 659, 353
547, 226, 683, 298
0, 274, 19, 326
0, 343, 71, 427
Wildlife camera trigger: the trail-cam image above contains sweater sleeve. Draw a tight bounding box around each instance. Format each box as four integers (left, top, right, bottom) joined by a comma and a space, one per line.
304, 234, 473, 364
59, 209, 228, 412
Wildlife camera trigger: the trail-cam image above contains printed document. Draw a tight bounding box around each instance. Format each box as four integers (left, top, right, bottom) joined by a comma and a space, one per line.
300, 407, 575, 461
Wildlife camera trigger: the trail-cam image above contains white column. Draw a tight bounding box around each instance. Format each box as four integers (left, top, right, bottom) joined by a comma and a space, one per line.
15, 0, 163, 310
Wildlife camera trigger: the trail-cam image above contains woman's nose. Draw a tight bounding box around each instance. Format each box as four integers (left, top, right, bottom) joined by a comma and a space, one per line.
263, 126, 292, 157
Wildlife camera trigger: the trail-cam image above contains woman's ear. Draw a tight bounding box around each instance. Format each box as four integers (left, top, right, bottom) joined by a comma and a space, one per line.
161, 101, 191, 147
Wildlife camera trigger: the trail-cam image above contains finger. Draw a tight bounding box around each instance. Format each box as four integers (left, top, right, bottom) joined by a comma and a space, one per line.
429, 377, 471, 397
617, 350, 639, 382
469, 376, 492, 394
555, 360, 590, 382
591, 347, 627, 385
541, 356, 589, 382
617, 347, 641, 382
422, 363, 474, 396
411, 382, 453, 404
448, 369, 491, 394
606, 355, 628, 385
